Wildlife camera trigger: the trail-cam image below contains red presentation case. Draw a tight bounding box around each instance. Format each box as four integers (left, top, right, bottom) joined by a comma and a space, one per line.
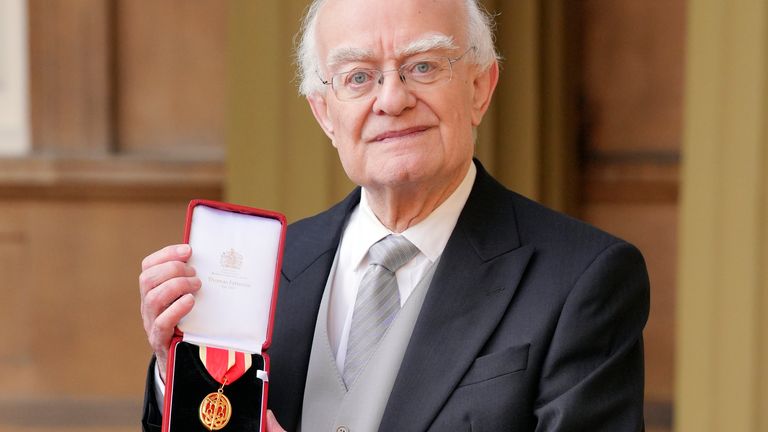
161, 200, 286, 432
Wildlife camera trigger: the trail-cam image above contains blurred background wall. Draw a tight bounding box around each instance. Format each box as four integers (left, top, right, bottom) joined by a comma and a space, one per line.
0, 1, 765, 431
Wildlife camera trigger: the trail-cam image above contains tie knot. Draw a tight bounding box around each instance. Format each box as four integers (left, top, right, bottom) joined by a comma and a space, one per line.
368, 235, 419, 272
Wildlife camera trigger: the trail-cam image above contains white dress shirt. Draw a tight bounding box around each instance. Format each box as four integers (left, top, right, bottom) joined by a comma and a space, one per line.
155, 162, 477, 400
329, 162, 476, 373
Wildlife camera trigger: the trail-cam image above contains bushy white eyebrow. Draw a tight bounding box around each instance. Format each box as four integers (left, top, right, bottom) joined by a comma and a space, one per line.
325, 34, 458, 69
327, 47, 375, 68
396, 34, 458, 57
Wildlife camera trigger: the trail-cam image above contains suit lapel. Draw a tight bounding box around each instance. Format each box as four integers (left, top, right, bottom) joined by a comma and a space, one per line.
379, 164, 533, 432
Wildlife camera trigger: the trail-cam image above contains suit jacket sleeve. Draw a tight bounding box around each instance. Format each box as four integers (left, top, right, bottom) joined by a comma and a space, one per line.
534, 241, 650, 431
141, 356, 163, 432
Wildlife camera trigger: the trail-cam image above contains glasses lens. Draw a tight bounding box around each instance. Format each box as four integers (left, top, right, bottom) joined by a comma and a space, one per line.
402, 58, 451, 85
333, 69, 378, 100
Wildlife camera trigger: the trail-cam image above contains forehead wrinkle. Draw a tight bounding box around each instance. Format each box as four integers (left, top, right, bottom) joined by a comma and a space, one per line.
326, 46, 375, 68
396, 34, 458, 57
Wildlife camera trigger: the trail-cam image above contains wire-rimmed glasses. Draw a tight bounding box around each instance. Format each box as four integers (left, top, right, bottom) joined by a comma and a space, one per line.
319, 46, 476, 101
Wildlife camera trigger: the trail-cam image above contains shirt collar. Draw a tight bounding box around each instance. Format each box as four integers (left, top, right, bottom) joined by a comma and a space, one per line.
346, 161, 477, 270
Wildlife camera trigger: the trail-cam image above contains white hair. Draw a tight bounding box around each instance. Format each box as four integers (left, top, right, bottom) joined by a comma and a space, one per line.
295, 0, 500, 96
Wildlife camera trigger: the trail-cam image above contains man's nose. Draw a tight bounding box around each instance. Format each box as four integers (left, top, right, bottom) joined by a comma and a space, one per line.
372, 70, 416, 115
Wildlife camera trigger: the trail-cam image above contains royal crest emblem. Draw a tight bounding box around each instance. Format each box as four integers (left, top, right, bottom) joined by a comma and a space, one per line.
220, 248, 243, 270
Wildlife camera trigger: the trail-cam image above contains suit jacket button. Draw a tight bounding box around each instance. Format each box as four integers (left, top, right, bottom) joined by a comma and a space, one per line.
336, 426, 350, 432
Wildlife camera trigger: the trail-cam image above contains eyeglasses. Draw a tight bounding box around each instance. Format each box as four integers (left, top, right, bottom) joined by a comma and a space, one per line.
319, 47, 476, 101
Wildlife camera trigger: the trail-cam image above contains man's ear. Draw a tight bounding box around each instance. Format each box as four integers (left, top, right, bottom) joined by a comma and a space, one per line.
307, 93, 335, 144
470, 60, 499, 126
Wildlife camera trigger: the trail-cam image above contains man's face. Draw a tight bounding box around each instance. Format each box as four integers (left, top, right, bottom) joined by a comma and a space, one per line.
308, 0, 498, 194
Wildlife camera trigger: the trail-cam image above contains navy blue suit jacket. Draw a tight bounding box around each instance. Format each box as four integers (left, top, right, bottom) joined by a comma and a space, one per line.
267, 162, 649, 431
143, 161, 649, 431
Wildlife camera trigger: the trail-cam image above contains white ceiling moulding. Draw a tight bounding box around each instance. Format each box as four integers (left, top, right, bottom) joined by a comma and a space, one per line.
0, 0, 30, 157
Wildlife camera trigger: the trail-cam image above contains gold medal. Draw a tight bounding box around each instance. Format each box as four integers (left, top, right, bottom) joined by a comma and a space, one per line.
196, 346, 252, 430
199, 380, 232, 430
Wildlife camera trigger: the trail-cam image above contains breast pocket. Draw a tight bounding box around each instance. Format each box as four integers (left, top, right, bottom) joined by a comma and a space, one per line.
457, 343, 530, 387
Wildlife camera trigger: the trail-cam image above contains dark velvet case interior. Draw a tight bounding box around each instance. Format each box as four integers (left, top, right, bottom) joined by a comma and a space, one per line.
166, 341, 266, 431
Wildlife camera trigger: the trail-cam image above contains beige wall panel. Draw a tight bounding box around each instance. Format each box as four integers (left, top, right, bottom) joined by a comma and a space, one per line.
489, 0, 541, 199
276, 1, 353, 218
0, 209, 34, 388
227, 0, 353, 222
539, 1, 581, 213
581, 0, 684, 154
116, 0, 227, 157
473, 2, 499, 174
762, 145, 768, 432
0, 200, 189, 397
28, 0, 112, 153
476, 0, 580, 212
227, 0, 282, 211
677, 1, 768, 430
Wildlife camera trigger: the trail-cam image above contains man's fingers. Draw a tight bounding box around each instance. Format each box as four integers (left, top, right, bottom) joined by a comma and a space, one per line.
139, 260, 196, 298
141, 244, 192, 271
139, 244, 198, 383
149, 293, 195, 355
149, 293, 195, 383
142, 276, 201, 331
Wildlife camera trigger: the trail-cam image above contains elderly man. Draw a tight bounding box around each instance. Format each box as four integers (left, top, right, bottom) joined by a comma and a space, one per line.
140, 0, 650, 430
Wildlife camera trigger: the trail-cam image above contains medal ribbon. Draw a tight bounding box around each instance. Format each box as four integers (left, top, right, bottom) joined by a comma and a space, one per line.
199, 345, 252, 385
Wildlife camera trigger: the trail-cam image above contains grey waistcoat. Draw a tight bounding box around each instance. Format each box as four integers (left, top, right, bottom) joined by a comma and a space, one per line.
300, 256, 438, 432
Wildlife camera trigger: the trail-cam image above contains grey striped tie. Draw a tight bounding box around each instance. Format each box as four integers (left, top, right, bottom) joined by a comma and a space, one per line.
342, 235, 419, 387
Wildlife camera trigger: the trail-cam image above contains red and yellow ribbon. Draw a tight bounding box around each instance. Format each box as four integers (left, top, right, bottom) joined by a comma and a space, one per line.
199, 346, 252, 384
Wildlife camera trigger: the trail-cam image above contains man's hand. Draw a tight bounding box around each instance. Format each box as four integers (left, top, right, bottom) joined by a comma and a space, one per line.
139, 244, 201, 382
266, 410, 286, 432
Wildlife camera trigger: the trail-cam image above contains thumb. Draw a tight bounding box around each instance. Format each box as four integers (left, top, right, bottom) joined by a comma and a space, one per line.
266, 410, 286, 432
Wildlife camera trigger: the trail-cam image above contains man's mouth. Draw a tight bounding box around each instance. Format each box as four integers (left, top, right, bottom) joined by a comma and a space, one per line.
372, 126, 431, 142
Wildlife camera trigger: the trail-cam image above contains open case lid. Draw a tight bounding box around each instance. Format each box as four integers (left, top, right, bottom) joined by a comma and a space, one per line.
177, 199, 286, 354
